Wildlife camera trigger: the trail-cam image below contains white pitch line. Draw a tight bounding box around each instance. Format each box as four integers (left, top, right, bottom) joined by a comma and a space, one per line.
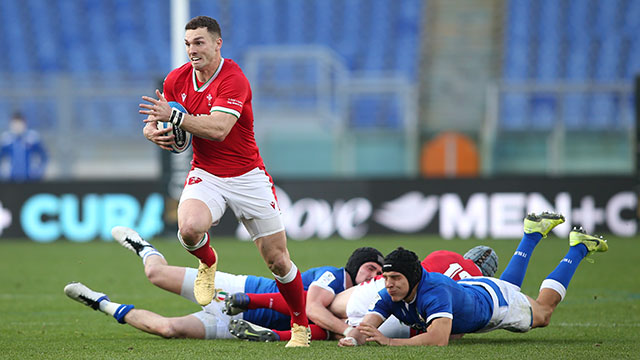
554, 322, 640, 328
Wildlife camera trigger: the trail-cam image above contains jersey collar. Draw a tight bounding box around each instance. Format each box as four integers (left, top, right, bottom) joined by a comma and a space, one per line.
192, 57, 225, 92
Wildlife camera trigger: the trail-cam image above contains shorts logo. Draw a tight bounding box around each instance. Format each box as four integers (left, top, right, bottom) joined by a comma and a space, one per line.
187, 176, 203, 185
270, 201, 276, 209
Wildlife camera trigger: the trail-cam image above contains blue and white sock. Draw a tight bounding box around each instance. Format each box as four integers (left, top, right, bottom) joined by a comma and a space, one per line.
499, 232, 543, 289
140, 247, 164, 265
540, 243, 588, 300
99, 300, 135, 324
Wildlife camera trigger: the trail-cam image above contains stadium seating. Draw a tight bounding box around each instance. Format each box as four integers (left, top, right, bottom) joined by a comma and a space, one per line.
502, 0, 639, 130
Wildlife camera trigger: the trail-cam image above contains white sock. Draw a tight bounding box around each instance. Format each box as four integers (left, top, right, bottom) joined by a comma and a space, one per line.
273, 261, 297, 284
178, 231, 208, 251
141, 250, 165, 265
99, 300, 122, 316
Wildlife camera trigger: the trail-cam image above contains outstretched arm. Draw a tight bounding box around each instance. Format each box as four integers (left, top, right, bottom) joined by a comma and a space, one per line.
360, 317, 453, 346
338, 313, 384, 347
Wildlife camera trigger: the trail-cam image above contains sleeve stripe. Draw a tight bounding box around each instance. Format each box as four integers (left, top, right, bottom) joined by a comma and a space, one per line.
426, 312, 453, 323
211, 106, 240, 118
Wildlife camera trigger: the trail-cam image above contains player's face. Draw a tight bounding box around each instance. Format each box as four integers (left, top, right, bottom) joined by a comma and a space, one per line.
383, 271, 410, 302
184, 28, 222, 71
354, 261, 383, 284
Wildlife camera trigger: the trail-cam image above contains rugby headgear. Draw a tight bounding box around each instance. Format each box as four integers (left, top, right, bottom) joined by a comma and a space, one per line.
463, 245, 498, 277
345, 247, 384, 285
382, 247, 423, 295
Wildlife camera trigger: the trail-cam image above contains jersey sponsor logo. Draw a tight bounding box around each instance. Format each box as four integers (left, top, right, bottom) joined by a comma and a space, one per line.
227, 98, 243, 107
315, 271, 336, 288
187, 176, 203, 185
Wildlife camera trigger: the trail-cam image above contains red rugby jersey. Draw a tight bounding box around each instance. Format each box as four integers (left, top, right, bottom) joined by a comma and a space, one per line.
163, 58, 264, 177
421, 250, 483, 280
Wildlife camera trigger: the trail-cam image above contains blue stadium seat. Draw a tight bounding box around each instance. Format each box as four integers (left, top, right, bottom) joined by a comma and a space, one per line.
623, 0, 640, 34
536, 0, 561, 80
393, 0, 422, 78
503, 0, 533, 80
588, 92, 618, 130
594, 35, 622, 80
2, 0, 31, 72
284, 0, 306, 44
562, 94, 587, 130
500, 94, 529, 130
566, 0, 591, 41
28, 0, 59, 72
592, 0, 622, 36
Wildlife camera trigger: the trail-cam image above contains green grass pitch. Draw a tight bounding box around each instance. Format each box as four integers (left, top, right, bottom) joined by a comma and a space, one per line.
1, 234, 639, 359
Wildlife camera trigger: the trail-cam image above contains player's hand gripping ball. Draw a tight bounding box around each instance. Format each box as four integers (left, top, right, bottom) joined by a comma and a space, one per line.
156, 101, 192, 153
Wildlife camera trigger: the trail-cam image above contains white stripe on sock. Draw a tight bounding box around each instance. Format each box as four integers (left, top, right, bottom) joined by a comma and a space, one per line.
540, 278, 567, 301
273, 261, 297, 284
178, 231, 208, 251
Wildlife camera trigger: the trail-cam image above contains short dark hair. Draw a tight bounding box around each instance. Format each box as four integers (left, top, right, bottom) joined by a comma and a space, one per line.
185, 16, 221, 38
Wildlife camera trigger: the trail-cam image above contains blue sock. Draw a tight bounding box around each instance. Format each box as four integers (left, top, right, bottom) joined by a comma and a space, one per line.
113, 304, 135, 324
546, 244, 588, 289
499, 232, 543, 288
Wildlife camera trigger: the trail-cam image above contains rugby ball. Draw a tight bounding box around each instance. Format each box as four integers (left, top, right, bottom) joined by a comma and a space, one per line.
157, 101, 192, 153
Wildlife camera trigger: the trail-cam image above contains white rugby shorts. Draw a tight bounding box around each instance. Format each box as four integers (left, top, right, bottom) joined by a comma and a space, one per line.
180, 167, 285, 240
464, 278, 533, 333
182, 268, 247, 339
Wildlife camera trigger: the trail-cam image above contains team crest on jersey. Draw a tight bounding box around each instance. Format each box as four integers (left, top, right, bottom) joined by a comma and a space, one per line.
187, 176, 202, 185
181, 93, 187, 102
207, 94, 213, 107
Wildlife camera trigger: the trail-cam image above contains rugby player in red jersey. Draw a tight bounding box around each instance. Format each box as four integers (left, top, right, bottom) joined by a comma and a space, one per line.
139, 16, 309, 347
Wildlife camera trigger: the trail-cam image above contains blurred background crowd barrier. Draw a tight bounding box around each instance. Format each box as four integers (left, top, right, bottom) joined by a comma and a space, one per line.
0, 0, 638, 241
1, 0, 637, 179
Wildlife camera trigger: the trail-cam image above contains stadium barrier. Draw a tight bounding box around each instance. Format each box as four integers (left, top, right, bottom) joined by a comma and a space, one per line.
0, 177, 636, 242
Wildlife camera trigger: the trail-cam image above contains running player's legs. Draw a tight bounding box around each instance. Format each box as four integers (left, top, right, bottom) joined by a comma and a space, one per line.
224, 167, 309, 346
179, 168, 228, 305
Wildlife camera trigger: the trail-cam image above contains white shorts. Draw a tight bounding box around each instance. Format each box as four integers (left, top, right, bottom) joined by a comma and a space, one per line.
346, 277, 410, 339
182, 268, 247, 339
462, 278, 533, 333
180, 167, 285, 240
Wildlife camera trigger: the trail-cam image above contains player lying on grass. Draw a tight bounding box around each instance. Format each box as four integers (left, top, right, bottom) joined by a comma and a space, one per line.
224, 245, 498, 341
64, 227, 382, 340
338, 212, 608, 347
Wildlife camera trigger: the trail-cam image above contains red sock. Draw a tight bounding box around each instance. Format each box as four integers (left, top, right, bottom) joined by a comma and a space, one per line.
247, 291, 308, 315
275, 270, 308, 326
186, 233, 216, 267
273, 324, 327, 341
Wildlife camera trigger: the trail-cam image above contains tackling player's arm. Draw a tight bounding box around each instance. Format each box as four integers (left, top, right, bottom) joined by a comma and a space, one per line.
140, 89, 237, 142
306, 285, 354, 337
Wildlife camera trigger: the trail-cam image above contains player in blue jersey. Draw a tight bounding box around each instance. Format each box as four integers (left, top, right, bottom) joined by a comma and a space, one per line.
64, 226, 382, 340
224, 247, 384, 342
339, 212, 608, 347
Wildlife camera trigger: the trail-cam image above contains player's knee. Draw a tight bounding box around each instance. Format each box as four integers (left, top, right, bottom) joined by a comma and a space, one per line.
532, 306, 553, 328
144, 264, 163, 286
155, 321, 179, 338
177, 223, 204, 245
266, 254, 289, 276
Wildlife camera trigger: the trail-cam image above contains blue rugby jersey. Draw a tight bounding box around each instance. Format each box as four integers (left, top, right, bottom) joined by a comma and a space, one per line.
370, 271, 493, 334
242, 266, 346, 330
